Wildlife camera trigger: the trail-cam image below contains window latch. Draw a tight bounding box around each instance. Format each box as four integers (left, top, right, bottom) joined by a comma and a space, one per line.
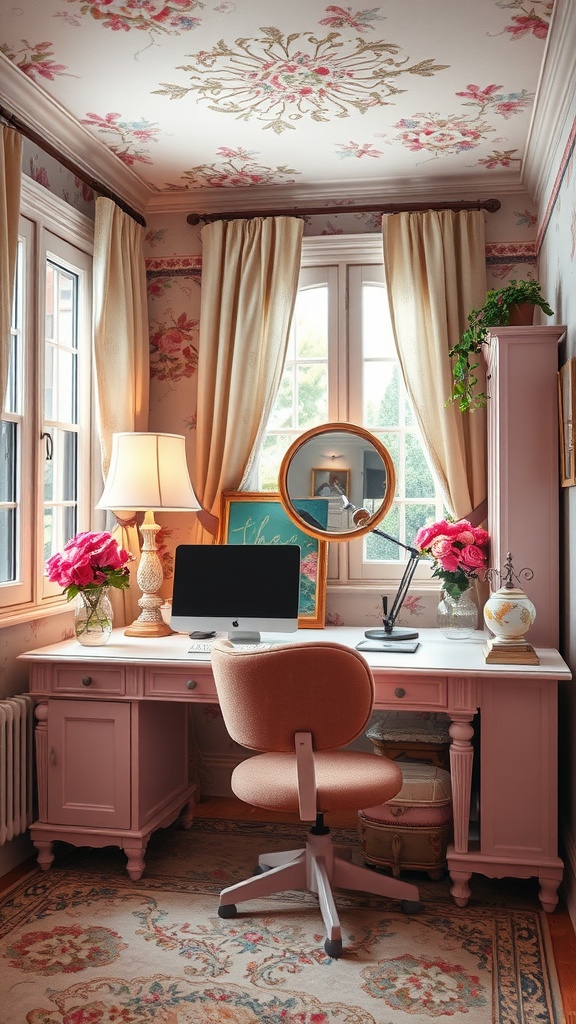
41, 432, 53, 461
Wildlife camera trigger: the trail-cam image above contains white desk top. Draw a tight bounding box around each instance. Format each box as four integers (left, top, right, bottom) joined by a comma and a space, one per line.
20, 626, 572, 680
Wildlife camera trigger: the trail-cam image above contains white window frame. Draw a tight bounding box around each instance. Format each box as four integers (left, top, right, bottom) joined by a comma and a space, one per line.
299, 234, 443, 591
0, 176, 95, 623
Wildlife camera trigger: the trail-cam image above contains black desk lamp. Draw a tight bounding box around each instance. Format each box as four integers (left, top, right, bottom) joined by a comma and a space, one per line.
364, 527, 420, 641
342, 497, 421, 642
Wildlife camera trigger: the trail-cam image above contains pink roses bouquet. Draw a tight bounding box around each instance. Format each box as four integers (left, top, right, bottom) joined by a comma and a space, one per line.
414, 518, 489, 600
46, 531, 132, 601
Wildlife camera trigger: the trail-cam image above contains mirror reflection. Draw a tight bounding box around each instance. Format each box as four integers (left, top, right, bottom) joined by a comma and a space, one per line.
278, 423, 397, 541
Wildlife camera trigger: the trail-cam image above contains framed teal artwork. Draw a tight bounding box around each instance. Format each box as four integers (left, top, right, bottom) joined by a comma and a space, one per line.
218, 492, 328, 628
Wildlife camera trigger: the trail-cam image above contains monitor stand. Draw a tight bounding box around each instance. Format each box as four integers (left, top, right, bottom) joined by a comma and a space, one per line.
230, 631, 261, 644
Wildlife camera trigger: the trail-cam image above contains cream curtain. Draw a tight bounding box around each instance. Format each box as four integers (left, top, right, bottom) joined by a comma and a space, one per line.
192, 216, 304, 541
0, 126, 22, 414
382, 210, 487, 520
93, 196, 150, 624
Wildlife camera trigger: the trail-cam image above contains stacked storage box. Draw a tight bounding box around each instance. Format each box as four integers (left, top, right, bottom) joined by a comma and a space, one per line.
359, 761, 453, 879
366, 710, 451, 768
360, 711, 453, 878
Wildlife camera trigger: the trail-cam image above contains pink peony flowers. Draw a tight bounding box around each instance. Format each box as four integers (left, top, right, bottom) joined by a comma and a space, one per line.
46, 531, 132, 601
414, 518, 489, 600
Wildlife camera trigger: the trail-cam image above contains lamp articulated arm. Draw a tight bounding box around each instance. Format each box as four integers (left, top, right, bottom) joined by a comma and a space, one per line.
371, 529, 421, 635
341, 493, 421, 641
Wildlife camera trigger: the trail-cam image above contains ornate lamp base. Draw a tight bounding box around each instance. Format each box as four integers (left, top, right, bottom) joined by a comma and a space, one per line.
125, 510, 173, 638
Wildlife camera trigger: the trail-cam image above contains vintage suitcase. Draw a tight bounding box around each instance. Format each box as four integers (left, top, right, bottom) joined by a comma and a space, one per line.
358, 762, 453, 879
366, 710, 451, 768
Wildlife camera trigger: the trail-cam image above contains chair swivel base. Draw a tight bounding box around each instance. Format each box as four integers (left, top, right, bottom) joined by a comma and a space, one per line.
217, 827, 421, 957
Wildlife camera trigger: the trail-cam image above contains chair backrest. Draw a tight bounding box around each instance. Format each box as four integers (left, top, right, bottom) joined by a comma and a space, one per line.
210, 639, 375, 753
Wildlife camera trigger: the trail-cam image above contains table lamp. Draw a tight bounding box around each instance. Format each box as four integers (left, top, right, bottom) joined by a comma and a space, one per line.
96, 432, 201, 637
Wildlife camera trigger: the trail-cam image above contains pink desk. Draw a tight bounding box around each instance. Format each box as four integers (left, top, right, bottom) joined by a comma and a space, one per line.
21, 627, 571, 910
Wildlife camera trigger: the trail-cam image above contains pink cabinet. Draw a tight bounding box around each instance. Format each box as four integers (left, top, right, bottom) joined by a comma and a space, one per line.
485, 325, 566, 648
30, 670, 198, 880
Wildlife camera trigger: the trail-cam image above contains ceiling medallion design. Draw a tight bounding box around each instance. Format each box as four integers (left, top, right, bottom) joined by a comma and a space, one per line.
60, 0, 206, 35
378, 83, 533, 162
153, 26, 449, 134
166, 146, 300, 189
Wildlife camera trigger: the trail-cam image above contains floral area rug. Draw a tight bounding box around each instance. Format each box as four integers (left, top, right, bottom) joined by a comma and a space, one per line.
0, 818, 564, 1024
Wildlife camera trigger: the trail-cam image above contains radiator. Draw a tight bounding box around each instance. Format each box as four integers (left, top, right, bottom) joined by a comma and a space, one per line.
0, 695, 34, 845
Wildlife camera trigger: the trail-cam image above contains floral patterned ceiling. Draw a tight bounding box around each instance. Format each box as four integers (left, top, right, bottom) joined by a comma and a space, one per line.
0, 0, 555, 211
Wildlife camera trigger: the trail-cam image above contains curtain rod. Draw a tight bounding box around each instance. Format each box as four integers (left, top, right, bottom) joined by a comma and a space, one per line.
1, 104, 146, 227
187, 197, 501, 225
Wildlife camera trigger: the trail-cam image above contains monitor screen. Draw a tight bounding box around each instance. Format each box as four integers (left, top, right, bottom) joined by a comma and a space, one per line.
170, 543, 301, 642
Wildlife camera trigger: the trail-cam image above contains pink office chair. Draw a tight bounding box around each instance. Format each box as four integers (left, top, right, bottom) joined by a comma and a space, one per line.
210, 639, 421, 958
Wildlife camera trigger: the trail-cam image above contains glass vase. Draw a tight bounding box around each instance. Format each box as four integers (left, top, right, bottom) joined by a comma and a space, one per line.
74, 587, 113, 646
437, 586, 478, 639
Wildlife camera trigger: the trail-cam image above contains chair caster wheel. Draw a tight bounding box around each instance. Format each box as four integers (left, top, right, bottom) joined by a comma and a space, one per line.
324, 938, 343, 958
218, 904, 237, 918
401, 900, 422, 915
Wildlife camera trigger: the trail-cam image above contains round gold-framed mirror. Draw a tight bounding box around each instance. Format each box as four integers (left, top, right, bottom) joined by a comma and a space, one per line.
278, 422, 396, 541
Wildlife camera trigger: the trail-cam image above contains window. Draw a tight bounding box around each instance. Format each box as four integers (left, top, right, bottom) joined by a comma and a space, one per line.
0, 179, 93, 618
257, 236, 445, 585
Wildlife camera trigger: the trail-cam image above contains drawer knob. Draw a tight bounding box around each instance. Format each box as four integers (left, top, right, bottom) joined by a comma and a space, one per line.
394, 687, 406, 698
186, 679, 197, 690
81, 676, 92, 687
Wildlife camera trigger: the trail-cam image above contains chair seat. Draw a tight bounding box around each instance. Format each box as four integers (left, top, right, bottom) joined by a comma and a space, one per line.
232, 750, 403, 813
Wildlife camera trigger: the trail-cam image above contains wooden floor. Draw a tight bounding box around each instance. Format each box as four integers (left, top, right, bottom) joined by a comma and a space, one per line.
1, 796, 575, 1020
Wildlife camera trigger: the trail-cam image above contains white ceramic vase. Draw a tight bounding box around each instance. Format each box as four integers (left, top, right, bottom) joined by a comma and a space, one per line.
483, 586, 536, 641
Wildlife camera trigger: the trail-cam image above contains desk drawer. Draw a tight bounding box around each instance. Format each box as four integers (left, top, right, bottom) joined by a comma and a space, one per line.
53, 666, 125, 695
374, 676, 447, 708
146, 669, 217, 699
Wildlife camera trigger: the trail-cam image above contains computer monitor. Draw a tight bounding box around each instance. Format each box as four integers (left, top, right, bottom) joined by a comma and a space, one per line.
170, 543, 301, 643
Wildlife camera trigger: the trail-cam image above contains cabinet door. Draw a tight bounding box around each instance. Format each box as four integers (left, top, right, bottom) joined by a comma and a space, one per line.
47, 699, 131, 828
479, 678, 558, 860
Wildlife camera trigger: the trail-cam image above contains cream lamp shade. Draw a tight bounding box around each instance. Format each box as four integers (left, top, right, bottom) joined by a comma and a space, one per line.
97, 432, 201, 637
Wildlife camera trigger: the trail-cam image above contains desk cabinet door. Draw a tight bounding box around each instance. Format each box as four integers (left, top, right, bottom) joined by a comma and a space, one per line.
47, 699, 131, 829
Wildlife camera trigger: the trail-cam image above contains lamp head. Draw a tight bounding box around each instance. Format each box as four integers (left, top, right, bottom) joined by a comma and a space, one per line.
96, 432, 200, 513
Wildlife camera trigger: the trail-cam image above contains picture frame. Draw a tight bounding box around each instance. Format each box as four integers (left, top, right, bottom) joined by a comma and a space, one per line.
311, 467, 350, 498
218, 492, 328, 628
559, 359, 576, 487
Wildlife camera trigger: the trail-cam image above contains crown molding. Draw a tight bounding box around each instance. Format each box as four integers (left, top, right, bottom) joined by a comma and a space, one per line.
0, 53, 152, 214
523, 0, 576, 204
145, 174, 526, 217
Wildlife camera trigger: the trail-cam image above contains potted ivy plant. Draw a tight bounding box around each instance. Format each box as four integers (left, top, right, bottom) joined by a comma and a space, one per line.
448, 279, 554, 412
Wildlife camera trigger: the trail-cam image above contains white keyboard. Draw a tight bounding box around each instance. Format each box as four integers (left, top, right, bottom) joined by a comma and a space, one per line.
188, 641, 273, 654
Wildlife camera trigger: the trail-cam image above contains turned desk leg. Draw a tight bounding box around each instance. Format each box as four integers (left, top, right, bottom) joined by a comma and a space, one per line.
448, 713, 475, 854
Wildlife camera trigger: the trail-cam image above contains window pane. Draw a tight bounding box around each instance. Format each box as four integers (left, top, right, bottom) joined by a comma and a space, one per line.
268, 369, 294, 430
297, 363, 328, 427
364, 362, 398, 427
0, 421, 16, 502
0, 510, 16, 583
363, 282, 395, 359
260, 433, 294, 491
295, 285, 328, 359
0, 422, 17, 584
405, 433, 434, 498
